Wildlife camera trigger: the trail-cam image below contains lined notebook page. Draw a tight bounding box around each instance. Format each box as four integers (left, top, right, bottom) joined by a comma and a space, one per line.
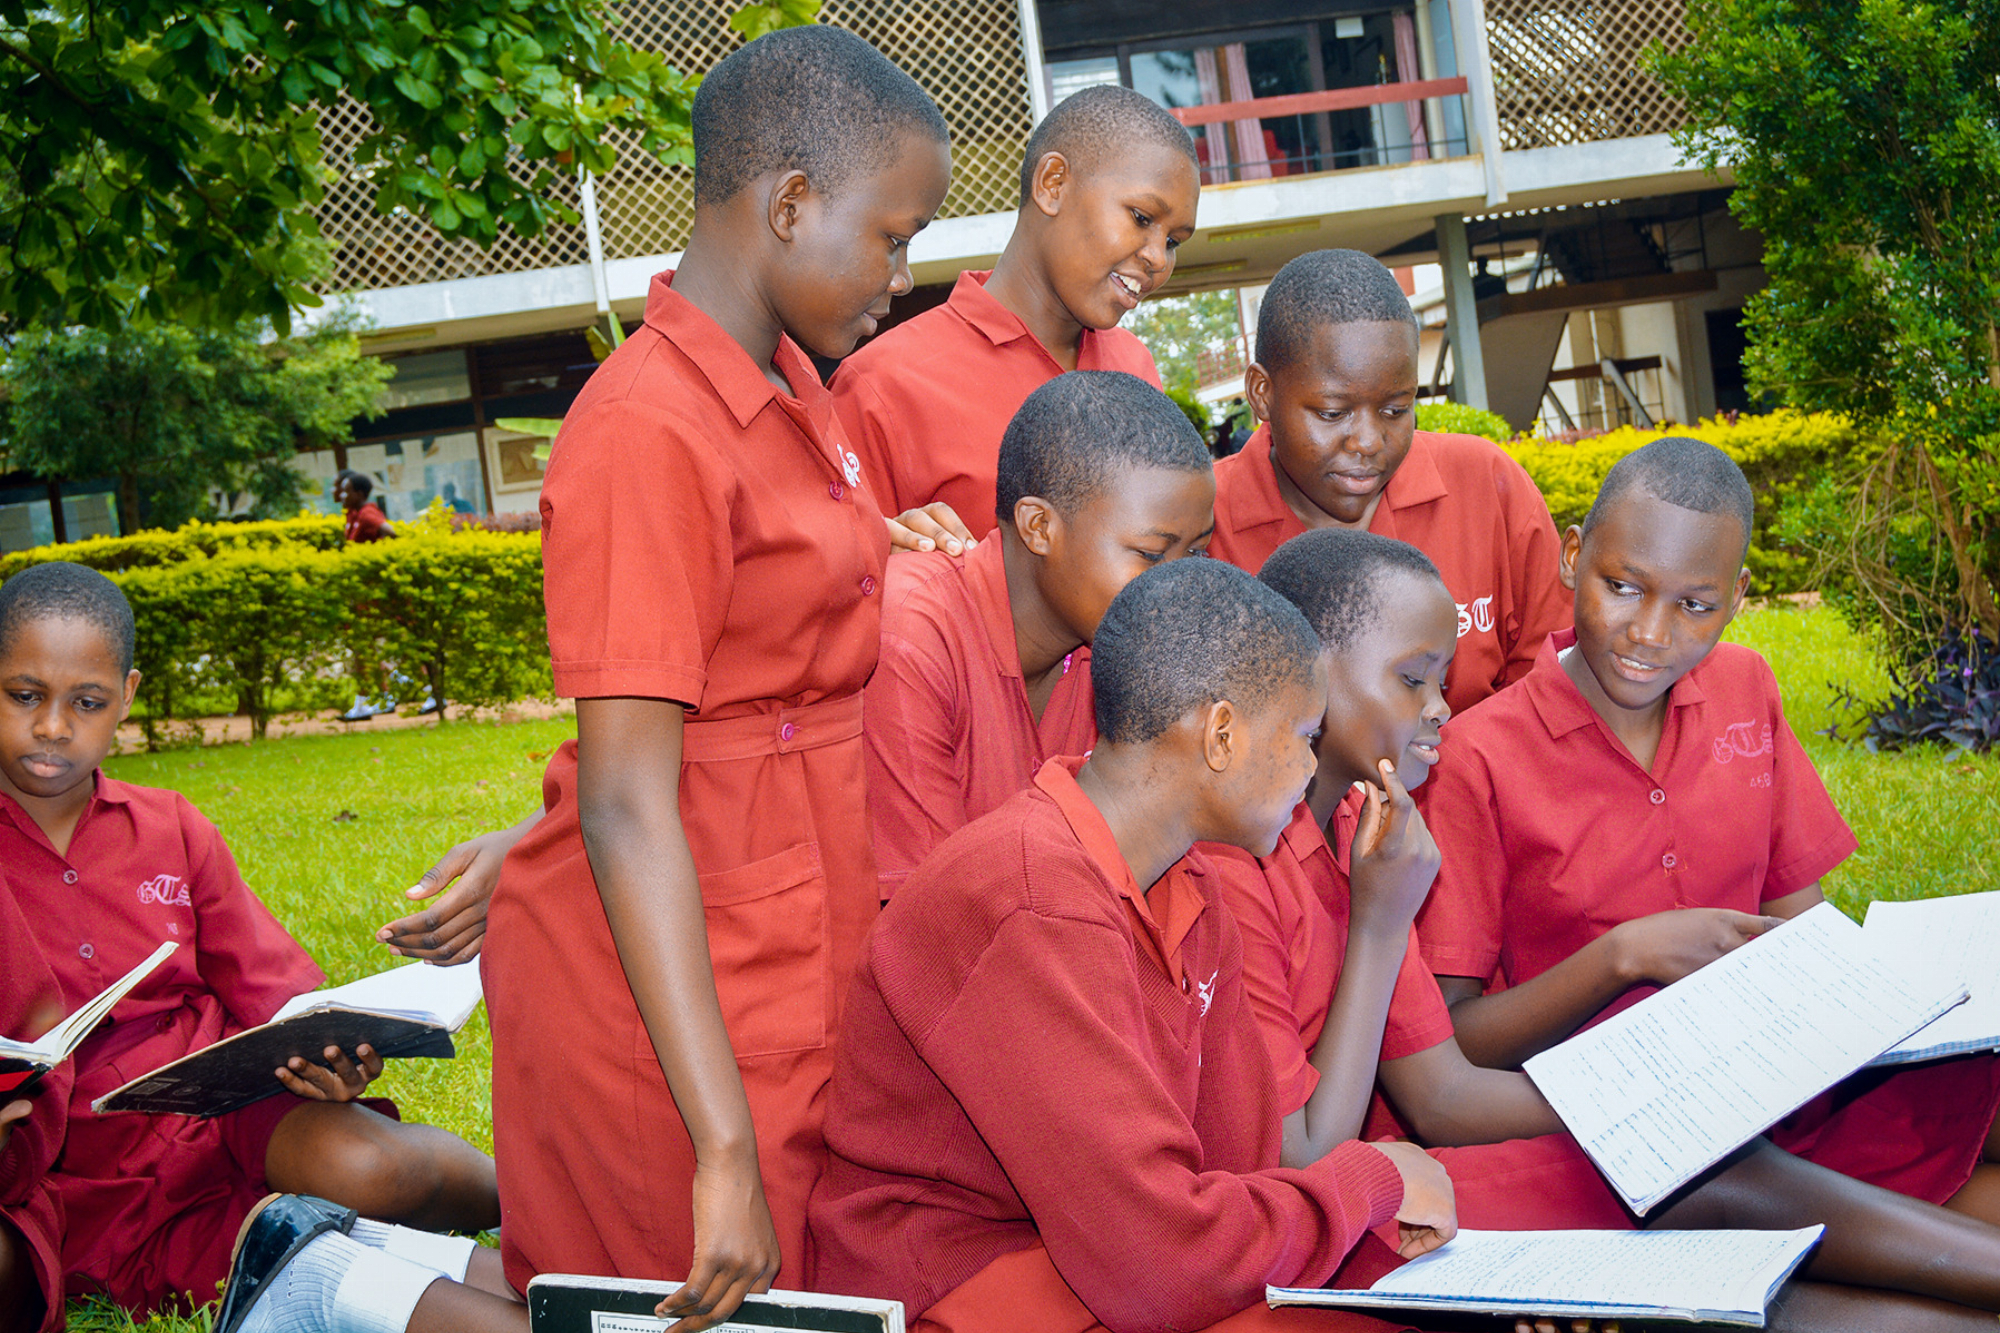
1524, 902, 1964, 1214
1270, 1227, 1823, 1326
1866, 890, 2000, 1065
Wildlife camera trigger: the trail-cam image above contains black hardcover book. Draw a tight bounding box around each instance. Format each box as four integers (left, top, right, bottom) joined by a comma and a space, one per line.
92, 1010, 454, 1117
526, 1276, 902, 1333
92, 960, 483, 1118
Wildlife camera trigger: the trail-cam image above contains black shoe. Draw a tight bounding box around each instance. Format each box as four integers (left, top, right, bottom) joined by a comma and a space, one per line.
213, 1194, 358, 1333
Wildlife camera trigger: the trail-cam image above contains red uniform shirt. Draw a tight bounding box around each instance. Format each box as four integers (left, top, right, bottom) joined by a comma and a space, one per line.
343, 502, 390, 542
1205, 799, 1454, 1116
810, 758, 1406, 1333
1417, 632, 2000, 1205
0, 873, 70, 1333
831, 270, 1162, 539
0, 776, 325, 1310
485, 271, 891, 1293
1416, 630, 1857, 1002
1209, 428, 1568, 716
865, 538, 1096, 898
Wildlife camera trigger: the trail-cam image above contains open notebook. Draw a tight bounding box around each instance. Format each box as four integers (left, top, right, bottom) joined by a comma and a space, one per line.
1865, 889, 2000, 1065
1271, 1226, 1823, 1327
0, 942, 177, 1096
93, 960, 483, 1117
1525, 901, 1965, 1214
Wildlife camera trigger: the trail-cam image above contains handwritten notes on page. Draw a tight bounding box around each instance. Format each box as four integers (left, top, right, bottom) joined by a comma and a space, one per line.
1866, 890, 2000, 1066
1269, 1226, 1824, 1327
1524, 902, 1965, 1214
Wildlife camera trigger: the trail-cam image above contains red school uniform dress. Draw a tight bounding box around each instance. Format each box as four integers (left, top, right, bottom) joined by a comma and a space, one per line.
865, 538, 1096, 900
1208, 429, 1568, 717
830, 269, 1162, 540
0, 776, 332, 1312
1209, 796, 1633, 1233
809, 758, 1419, 1333
0, 874, 72, 1333
483, 271, 891, 1295
1416, 630, 2000, 1205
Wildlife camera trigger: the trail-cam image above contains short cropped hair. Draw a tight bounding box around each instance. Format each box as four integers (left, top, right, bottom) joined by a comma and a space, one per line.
1583, 436, 1755, 558
994, 370, 1212, 524
692, 25, 949, 206
336, 469, 373, 500
0, 561, 136, 675
1092, 558, 1320, 745
1019, 84, 1196, 206
1255, 249, 1419, 373
1258, 529, 1443, 654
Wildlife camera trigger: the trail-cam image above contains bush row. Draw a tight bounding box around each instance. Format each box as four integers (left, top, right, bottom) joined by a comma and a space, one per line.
6, 508, 551, 744
0, 411, 1852, 741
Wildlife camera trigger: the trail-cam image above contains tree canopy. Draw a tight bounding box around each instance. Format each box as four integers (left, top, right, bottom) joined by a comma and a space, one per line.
0, 0, 699, 332
1659, 0, 2000, 644
1, 317, 392, 533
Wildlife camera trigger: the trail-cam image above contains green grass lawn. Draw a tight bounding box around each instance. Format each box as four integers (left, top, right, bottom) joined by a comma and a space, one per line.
64, 602, 1996, 1329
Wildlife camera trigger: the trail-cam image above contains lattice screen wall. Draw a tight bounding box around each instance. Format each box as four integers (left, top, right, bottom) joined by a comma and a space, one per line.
315, 0, 1032, 293
315, 95, 590, 293
1482, 0, 1689, 150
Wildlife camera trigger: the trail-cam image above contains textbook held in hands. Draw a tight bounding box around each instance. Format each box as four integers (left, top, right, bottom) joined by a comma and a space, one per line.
0, 941, 177, 1097
92, 959, 484, 1118
525, 1275, 903, 1333
1270, 1226, 1823, 1327
1525, 901, 1968, 1214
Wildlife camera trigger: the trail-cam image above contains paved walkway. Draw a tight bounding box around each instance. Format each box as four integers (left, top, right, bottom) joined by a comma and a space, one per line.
112, 697, 575, 754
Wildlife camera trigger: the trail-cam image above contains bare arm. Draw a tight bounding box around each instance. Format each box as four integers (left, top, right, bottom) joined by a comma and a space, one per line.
1281, 764, 1437, 1168
575, 698, 778, 1331
1378, 1037, 1565, 1147
1440, 907, 1784, 1070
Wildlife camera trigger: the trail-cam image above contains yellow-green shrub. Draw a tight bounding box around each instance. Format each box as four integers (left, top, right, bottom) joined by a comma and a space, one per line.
1505, 410, 1854, 594
6, 515, 548, 744
0, 514, 344, 579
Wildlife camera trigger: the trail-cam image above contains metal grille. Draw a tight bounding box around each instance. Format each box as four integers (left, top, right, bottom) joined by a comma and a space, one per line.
314, 94, 589, 293
1481, 0, 1689, 150
315, 0, 1032, 288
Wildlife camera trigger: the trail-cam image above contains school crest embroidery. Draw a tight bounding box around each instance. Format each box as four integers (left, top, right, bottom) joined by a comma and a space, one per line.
842, 449, 862, 488
1712, 720, 1774, 765
1455, 595, 1495, 638
136, 873, 191, 907
1195, 969, 1218, 1017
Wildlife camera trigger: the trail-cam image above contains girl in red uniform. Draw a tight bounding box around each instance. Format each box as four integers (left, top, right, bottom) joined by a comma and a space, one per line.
1209, 249, 1567, 716
866, 369, 1214, 898
473, 24, 951, 1331
1238, 522, 2000, 1329
831, 84, 1200, 539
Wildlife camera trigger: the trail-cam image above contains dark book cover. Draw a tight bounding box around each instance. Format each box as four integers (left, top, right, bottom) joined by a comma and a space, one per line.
92, 1009, 455, 1117
526, 1276, 901, 1333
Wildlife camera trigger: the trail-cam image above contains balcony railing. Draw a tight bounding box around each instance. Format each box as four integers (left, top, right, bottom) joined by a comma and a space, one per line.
308, 0, 1689, 297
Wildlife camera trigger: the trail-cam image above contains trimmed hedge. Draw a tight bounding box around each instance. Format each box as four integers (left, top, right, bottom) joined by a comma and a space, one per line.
1414, 400, 1514, 443
1505, 410, 1854, 595
0, 515, 346, 580
4, 507, 549, 744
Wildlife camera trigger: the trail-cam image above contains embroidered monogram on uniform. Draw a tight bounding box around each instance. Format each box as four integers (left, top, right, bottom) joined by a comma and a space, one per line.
1455, 595, 1495, 638
1195, 969, 1218, 1017
136, 873, 191, 907
842, 449, 863, 488
1712, 720, 1775, 765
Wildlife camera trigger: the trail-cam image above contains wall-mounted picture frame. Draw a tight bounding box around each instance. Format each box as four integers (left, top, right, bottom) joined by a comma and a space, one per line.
484, 424, 554, 495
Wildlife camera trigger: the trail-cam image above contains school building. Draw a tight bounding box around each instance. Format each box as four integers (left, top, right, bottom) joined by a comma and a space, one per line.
0, 0, 1753, 545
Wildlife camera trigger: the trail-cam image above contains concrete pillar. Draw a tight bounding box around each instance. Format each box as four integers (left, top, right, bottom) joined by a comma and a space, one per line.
1017, 0, 1051, 125
1435, 213, 1490, 411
